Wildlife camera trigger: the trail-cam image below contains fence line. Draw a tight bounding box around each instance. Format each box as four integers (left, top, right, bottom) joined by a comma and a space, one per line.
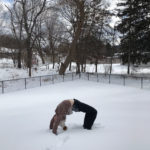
0, 73, 80, 94
82, 73, 150, 90
0, 72, 150, 94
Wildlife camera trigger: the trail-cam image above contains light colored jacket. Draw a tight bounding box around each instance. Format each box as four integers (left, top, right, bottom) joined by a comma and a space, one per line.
50, 100, 73, 134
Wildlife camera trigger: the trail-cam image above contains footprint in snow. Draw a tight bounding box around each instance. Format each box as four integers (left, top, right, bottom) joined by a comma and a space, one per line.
48, 135, 70, 150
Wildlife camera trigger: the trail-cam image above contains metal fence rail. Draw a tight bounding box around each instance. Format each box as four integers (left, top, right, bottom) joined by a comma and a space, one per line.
83, 73, 150, 89
0, 72, 150, 94
0, 73, 80, 94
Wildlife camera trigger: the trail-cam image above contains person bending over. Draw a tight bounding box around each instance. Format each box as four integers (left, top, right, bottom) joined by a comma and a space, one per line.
49, 99, 97, 135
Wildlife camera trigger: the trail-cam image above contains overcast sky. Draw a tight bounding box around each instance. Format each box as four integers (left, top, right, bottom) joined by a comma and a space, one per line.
108, 0, 119, 9
1, 0, 12, 4
0, 0, 120, 33
1, 0, 119, 7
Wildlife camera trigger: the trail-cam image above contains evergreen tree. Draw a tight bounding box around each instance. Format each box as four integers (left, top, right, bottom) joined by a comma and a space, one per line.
117, 0, 136, 74
135, 0, 150, 53
117, 0, 150, 73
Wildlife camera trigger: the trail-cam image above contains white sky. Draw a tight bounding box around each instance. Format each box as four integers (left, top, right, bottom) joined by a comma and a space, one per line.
0, 0, 120, 41
0, 0, 12, 8
106, 0, 120, 27
0, 0, 119, 26
108, 0, 119, 9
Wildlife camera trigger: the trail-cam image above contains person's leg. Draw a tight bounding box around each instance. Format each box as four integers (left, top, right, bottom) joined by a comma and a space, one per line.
83, 108, 97, 129
73, 99, 97, 129
49, 114, 56, 129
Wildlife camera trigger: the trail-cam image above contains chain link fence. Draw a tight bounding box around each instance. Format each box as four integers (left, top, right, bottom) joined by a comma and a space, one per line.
0, 73, 80, 94
81, 73, 150, 89
0, 72, 150, 94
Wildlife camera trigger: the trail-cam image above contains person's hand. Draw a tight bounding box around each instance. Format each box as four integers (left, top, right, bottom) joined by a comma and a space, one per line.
63, 126, 67, 131
52, 130, 57, 135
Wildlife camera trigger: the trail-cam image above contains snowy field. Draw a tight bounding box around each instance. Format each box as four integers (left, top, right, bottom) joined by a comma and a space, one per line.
1, 58, 150, 81
0, 80, 150, 150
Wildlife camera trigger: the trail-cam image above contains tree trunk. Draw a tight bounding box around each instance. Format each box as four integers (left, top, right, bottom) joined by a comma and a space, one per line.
12, 55, 16, 67
37, 48, 45, 64
69, 62, 72, 71
52, 53, 55, 69
27, 49, 32, 77
110, 57, 113, 74
95, 59, 98, 73
26, 39, 32, 77
59, 1, 85, 75
50, 42, 55, 69
127, 0, 132, 75
17, 49, 22, 68
81, 63, 84, 72
41, 55, 45, 64
110, 47, 113, 74
127, 50, 131, 74
59, 55, 71, 75
84, 59, 86, 72
76, 62, 80, 74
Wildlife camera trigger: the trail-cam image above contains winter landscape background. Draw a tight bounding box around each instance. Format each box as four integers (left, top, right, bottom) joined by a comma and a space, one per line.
0, 0, 150, 150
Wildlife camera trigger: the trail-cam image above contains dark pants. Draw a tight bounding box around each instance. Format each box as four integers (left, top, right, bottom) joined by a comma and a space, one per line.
72, 99, 97, 129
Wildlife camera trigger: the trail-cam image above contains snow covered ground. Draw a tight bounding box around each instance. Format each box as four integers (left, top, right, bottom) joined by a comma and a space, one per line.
0, 80, 150, 150
1, 58, 150, 81
0, 58, 58, 81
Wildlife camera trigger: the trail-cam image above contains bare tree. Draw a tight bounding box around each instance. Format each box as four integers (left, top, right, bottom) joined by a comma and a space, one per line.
6, 2, 24, 68
0, 3, 3, 34
45, 12, 65, 69
0, 2, 5, 35
57, 0, 111, 74
58, 0, 85, 75
34, 19, 46, 65
10, 0, 47, 76
109, 26, 117, 74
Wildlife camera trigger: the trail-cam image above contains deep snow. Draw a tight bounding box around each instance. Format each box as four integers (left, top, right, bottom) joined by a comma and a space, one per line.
0, 80, 150, 150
